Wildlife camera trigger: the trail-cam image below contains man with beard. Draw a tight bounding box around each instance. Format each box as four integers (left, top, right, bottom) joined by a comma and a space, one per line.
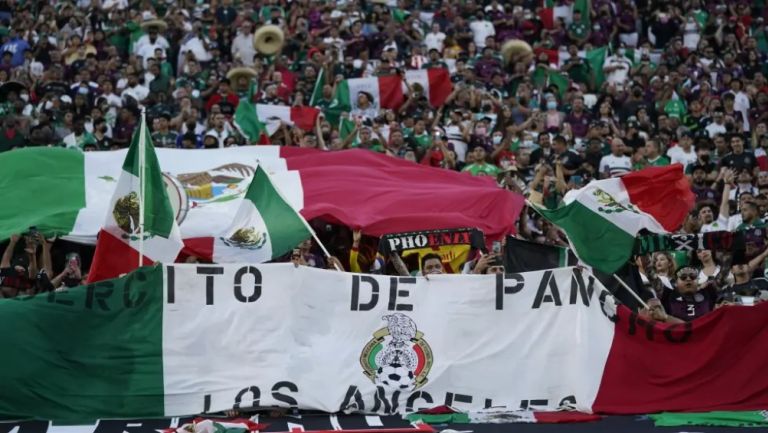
689, 164, 718, 203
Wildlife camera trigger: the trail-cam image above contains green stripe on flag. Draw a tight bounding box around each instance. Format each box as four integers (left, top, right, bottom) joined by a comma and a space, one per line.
539, 200, 635, 274
0, 266, 165, 422
246, 167, 310, 258
125, 123, 176, 238
0, 147, 85, 240
586, 46, 607, 89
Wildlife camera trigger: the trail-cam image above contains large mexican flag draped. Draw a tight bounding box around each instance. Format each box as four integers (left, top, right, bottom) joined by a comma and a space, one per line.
2, 265, 768, 422
0, 147, 523, 247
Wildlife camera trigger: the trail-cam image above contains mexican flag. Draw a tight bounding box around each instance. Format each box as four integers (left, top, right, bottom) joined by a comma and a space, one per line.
404, 68, 453, 107
256, 104, 320, 135
537, 165, 695, 274
332, 75, 404, 114
193, 165, 311, 263
234, 99, 270, 145
586, 46, 608, 89
0, 147, 523, 248
87, 117, 183, 283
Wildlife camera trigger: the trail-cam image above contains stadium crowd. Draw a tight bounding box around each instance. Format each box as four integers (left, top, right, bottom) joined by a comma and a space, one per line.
1, 0, 768, 323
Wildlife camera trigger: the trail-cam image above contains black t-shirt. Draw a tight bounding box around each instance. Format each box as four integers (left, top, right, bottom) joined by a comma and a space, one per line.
552, 149, 582, 172
529, 146, 552, 167
719, 152, 757, 172
661, 285, 718, 322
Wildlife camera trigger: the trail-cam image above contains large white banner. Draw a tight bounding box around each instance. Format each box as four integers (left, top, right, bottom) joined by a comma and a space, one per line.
162, 265, 616, 415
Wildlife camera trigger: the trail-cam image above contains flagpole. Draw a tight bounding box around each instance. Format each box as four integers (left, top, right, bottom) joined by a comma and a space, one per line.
612, 274, 650, 310
258, 161, 343, 271
138, 107, 147, 267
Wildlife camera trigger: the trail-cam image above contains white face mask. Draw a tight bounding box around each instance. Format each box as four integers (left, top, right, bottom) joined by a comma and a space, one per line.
20, 93, 29, 102
523, 139, 534, 147
492, 135, 502, 144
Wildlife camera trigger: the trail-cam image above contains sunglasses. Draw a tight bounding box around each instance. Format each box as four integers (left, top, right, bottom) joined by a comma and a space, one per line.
678, 273, 697, 281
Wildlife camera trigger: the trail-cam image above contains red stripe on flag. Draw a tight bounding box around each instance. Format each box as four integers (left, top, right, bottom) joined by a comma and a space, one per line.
593, 303, 768, 413
620, 164, 695, 232
87, 230, 153, 283
425, 69, 452, 107
280, 148, 523, 241
378, 75, 405, 109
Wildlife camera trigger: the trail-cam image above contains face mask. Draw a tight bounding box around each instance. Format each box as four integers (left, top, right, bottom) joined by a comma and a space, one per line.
78, 87, 89, 95
593, 24, 601, 31
20, 93, 28, 102
618, 48, 626, 56
633, 89, 643, 97
523, 139, 534, 147
492, 135, 502, 144
546, 101, 557, 110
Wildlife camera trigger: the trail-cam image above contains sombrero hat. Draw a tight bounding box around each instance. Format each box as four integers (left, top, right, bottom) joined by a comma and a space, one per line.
140, 19, 168, 31
226, 67, 259, 81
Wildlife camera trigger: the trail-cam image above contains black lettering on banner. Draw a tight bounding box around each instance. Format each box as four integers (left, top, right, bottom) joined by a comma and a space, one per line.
531, 270, 562, 309
628, 313, 655, 341
559, 395, 577, 407
339, 385, 365, 412
351, 275, 379, 311
234, 386, 261, 410
203, 394, 211, 413
234, 266, 262, 303
123, 274, 148, 308
663, 322, 693, 343
387, 277, 415, 311
166, 266, 175, 304
520, 399, 549, 410
405, 391, 434, 412
495, 273, 525, 310
197, 266, 224, 305
372, 386, 399, 414
47, 288, 74, 306
598, 290, 618, 322
569, 270, 595, 307
86, 282, 114, 311
272, 381, 299, 408
484, 398, 494, 408
444, 392, 472, 407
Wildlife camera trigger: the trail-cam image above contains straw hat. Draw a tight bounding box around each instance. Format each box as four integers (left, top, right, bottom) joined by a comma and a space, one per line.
226, 67, 259, 81
140, 19, 168, 31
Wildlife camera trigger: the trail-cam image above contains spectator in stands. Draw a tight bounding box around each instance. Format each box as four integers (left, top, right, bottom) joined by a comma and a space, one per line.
662, 265, 719, 322
420, 253, 445, 276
